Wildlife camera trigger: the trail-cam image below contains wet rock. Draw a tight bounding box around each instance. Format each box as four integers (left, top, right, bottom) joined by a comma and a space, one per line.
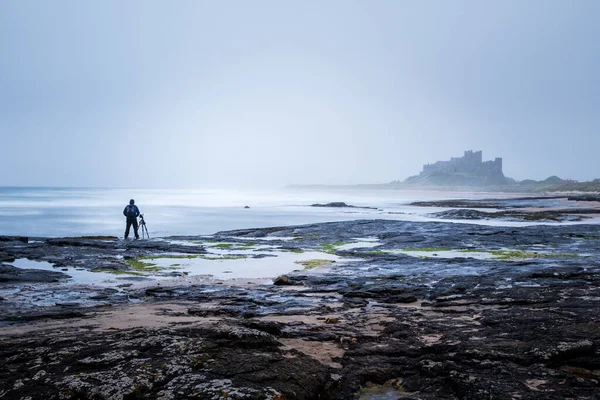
0, 326, 333, 400
117, 276, 154, 282
411, 197, 566, 209
0, 236, 28, 243
56, 302, 82, 307
240, 320, 284, 336
311, 202, 378, 210
5, 310, 87, 322
273, 275, 299, 285
188, 307, 242, 318
203, 326, 281, 348
88, 294, 110, 300
46, 238, 117, 248
311, 202, 352, 207
251, 253, 277, 259
0, 263, 69, 283
430, 208, 586, 222
145, 286, 189, 297
0, 254, 16, 262
568, 194, 600, 202
530, 340, 595, 362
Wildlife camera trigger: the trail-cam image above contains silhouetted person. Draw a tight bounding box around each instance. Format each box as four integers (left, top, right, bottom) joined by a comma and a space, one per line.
123, 199, 140, 239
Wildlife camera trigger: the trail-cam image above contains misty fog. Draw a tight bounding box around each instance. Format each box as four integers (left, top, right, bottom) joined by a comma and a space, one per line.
1, 1, 599, 188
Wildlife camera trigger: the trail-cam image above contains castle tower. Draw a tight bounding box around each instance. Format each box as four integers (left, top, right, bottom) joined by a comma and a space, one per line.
462, 150, 482, 171
494, 157, 503, 172
470, 150, 483, 164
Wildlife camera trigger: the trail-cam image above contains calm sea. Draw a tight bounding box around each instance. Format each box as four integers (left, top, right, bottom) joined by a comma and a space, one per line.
0, 187, 567, 238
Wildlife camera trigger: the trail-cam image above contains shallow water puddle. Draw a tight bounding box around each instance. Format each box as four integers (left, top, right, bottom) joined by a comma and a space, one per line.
336, 240, 381, 251
9, 258, 123, 285
147, 250, 345, 279
144, 238, 361, 280
9, 250, 356, 287
1, 259, 133, 307
160, 238, 283, 253
387, 248, 585, 261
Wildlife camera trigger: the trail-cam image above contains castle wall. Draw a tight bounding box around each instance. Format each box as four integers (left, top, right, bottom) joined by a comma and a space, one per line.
421, 151, 503, 176
495, 157, 503, 171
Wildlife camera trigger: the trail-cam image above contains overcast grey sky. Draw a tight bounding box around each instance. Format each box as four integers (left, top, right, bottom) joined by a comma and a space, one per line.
1, 1, 598, 188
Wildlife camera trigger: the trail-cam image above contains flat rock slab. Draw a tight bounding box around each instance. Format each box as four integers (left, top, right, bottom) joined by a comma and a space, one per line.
0, 263, 69, 283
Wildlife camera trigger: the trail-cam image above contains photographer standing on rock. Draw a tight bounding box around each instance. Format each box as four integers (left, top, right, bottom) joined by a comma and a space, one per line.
123, 199, 141, 240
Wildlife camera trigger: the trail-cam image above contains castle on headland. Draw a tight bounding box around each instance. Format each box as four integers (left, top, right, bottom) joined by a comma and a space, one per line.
404, 150, 507, 186
421, 150, 503, 176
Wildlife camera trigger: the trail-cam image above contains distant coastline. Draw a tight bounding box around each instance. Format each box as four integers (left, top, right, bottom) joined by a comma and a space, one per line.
290, 150, 600, 194
288, 181, 600, 194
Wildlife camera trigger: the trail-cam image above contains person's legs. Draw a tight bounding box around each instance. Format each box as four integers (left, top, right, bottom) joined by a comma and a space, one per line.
133, 219, 140, 239
125, 220, 132, 239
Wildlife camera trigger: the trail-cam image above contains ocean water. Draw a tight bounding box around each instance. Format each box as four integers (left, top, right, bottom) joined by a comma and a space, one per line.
0, 186, 588, 238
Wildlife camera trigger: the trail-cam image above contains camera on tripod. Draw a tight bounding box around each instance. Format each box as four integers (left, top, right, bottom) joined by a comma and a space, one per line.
138, 214, 150, 239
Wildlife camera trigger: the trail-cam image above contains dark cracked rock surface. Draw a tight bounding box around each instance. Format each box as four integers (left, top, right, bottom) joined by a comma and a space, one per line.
410, 196, 600, 223
0, 263, 69, 283
428, 208, 590, 222
0, 219, 599, 399
310, 202, 379, 210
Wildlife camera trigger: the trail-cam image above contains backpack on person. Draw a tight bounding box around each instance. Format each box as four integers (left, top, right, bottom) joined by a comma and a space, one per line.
125, 205, 137, 219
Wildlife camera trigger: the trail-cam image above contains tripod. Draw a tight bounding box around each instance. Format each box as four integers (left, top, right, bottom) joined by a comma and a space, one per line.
138, 214, 150, 239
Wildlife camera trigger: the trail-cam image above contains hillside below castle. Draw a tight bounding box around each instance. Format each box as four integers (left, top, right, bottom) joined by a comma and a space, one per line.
290, 150, 600, 193
404, 150, 509, 186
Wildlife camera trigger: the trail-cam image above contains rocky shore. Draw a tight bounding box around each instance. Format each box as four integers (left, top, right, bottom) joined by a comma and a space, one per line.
410, 196, 600, 223
1, 219, 599, 399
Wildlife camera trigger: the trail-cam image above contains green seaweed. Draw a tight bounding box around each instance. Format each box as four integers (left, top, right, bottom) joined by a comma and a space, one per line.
94, 268, 145, 276
191, 240, 209, 245
209, 242, 256, 249
570, 235, 598, 241
457, 248, 585, 260
212, 243, 234, 249
364, 250, 389, 255
359, 379, 404, 396
319, 241, 349, 254
294, 259, 334, 269
126, 259, 161, 272
489, 250, 583, 260
282, 248, 304, 254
